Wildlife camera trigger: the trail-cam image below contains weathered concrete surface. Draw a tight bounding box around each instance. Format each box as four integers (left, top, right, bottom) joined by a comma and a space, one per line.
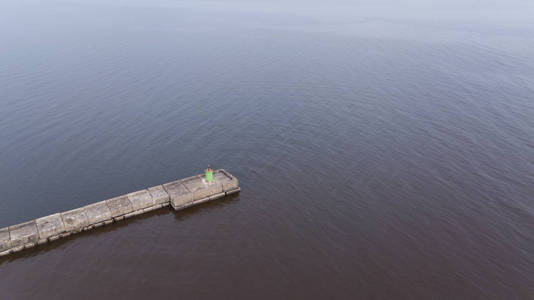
84, 201, 112, 225
106, 195, 134, 218
127, 190, 155, 211
209, 192, 226, 200
191, 195, 219, 207
163, 181, 193, 209
182, 176, 223, 201
0, 227, 11, 253
61, 207, 89, 232
36, 213, 65, 241
148, 185, 170, 205
9, 221, 39, 249
1, 169, 239, 256
226, 187, 241, 195
214, 170, 239, 192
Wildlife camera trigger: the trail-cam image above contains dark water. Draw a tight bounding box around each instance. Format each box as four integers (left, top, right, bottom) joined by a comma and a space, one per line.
1, 0, 534, 298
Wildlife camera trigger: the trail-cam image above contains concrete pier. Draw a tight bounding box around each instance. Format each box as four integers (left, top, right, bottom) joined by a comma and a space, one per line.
0, 169, 240, 257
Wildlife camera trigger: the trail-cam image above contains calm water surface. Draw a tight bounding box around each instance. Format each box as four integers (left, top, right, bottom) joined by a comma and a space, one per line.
1, 0, 533, 299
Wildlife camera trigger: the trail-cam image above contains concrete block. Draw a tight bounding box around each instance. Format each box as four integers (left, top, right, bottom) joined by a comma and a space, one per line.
124, 210, 143, 218
163, 181, 193, 209
61, 207, 89, 232
9, 221, 39, 248
148, 185, 170, 205
142, 204, 160, 213
226, 187, 241, 195
36, 213, 65, 241
214, 170, 239, 192
0, 227, 11, 252
191, 197, 211, 206
209, 192, 226, 201
106, 195, 134, 218
93, 222, 104, 228
114, 215, 125, 221
12, 245, 24, 252
84, 201, 112, 225
127, 190, 155, 211
182, 176, 223, 201
0, 169, 239, 257
24, 242, 36, 249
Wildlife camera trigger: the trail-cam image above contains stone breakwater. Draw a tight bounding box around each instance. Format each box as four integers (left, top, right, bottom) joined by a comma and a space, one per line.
0, 169, 240, 256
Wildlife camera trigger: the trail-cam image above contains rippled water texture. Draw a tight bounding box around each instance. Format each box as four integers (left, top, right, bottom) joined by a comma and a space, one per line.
1, 0, 533, 298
